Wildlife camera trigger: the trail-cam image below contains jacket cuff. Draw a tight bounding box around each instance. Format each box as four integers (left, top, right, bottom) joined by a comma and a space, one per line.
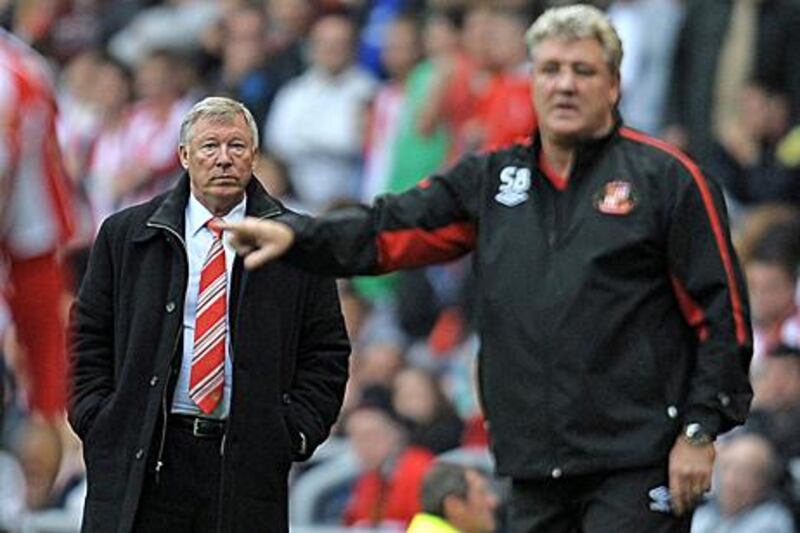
682, 406, 723, 439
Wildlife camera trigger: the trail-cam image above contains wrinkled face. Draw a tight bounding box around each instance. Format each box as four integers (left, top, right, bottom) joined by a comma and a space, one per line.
532, 37, 619, 145
180, 114, 255, 215
450, 470, 498, 533
746, 261, 797, 327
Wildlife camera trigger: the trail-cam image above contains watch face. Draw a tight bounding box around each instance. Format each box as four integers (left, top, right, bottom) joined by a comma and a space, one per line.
685, 423, 710, 444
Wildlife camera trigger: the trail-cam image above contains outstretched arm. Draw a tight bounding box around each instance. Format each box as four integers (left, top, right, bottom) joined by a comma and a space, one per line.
224, 155, 486, 275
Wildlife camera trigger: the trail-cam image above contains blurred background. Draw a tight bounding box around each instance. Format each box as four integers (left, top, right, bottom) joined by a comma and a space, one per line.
1, 0, 800, 531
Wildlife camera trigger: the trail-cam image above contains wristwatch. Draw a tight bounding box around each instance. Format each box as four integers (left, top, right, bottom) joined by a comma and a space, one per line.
683, 422, 713, 446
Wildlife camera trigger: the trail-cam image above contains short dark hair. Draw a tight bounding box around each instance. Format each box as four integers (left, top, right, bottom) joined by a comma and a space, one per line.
420, 462, 472, 517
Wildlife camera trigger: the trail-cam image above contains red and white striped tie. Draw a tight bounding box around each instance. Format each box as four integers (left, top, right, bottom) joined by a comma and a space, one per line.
190, 218, 227, 414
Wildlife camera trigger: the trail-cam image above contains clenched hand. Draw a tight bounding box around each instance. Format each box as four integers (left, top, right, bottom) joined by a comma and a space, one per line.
219, 218, 296, 269
668, 435, 715, 516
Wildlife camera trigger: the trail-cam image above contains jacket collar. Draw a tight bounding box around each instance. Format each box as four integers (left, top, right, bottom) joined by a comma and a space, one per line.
137, 174, 283, 242
530, 113, 623, 178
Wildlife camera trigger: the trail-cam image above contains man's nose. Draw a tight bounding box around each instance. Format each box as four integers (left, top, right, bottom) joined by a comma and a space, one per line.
216, 147, 233, 166
555, 70, 576, 91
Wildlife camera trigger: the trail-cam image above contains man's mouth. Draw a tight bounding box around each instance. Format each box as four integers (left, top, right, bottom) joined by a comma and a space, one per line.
553, 101, 579, 112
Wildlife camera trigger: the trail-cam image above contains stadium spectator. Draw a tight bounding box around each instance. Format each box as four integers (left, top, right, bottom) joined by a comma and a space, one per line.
711, 80, 800, 217
743, 221, 800, 364
207, 5, 275, 131
392, 366, 464, 455
749, 345, 800, 471
0, 25, 74, 510
463, 7, 537, 152
664, 0, 800, 167
408, 462, 499, 533
342, 385, 434, 528
361, 13, 422, 202
607, 0, 683, 135
265, 12, 377, 212
113, 48, 194, 209
691, 432, 795, 533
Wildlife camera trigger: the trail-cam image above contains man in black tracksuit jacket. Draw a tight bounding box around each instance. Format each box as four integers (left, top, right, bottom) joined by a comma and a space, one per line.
225, 5, 752, 532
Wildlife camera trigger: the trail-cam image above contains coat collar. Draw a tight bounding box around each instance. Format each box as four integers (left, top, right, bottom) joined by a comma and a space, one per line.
136, 173, 283, 243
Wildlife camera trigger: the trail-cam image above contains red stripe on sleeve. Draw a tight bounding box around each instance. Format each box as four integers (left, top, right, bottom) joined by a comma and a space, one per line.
620, 127, 748, 345
670, 273, 710, 342
376, 222, 476, 273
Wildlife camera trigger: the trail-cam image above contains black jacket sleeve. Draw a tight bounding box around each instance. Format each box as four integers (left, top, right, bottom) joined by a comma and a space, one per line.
67, 219, 117, 440
279, 154, 485, 276
666, 159, 753, 437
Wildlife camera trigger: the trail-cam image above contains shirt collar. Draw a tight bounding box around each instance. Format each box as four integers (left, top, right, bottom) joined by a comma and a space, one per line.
186, 193, 247, 238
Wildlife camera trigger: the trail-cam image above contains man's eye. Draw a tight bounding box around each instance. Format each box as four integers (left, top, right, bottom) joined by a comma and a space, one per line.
574, 65, 596, 76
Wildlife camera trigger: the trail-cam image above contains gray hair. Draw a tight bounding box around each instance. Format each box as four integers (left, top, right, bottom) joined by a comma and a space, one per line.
179, 96, 259, 148
525, 4, 623, 76
420, 462, 473, 517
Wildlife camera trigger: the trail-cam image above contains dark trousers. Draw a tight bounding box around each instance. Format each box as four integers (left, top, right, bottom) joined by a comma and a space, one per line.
509, 465, 692, 533
133, 418, 223, 532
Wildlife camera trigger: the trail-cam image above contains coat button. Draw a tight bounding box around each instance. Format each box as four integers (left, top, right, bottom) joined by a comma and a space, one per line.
282, 393, 291, 405
717, 392, 731, 407
149, 376, 159, 387
165, 301, 176, 313
666, 405, 678, 419
135, 449, 144, 460
551, 467, 563, 479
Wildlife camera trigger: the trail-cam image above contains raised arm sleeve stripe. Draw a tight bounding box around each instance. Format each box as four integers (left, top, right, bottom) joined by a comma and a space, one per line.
621, 127, 749, 345
376, 222, 476, 273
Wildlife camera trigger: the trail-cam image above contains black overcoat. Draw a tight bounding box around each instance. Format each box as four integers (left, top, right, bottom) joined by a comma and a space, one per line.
68, 175, 350, 532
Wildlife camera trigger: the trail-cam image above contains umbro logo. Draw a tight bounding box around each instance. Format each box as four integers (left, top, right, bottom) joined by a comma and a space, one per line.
648, 485, 672, 514
495, 166, 531, 207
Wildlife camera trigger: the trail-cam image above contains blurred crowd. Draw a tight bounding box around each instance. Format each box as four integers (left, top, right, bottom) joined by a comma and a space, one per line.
1, 0, 800, 531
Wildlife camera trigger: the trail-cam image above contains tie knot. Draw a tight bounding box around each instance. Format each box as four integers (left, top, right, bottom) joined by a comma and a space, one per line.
207, 218, 224, 239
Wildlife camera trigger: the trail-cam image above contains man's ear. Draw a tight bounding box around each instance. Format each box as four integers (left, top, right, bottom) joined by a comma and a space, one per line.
178, 146, 189, 170
442, 493, 464, 523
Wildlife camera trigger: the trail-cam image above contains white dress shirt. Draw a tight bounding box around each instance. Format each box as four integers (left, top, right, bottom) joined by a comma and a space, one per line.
171, 193, 245, 419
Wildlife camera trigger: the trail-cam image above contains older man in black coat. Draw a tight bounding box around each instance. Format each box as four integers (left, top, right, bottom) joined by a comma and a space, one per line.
68, 97, 350, 532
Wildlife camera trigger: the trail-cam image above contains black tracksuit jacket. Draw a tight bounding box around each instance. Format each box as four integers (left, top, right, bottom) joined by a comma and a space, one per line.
279, 122, 753, 479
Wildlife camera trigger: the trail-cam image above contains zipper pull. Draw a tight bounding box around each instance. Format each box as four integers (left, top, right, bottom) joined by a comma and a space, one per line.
155, 460, 164, 484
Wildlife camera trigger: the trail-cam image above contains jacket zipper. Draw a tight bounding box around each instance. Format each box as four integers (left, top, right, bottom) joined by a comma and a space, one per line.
147, 221, 188, 485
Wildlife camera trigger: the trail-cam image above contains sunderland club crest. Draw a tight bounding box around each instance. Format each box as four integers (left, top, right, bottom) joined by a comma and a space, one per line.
594, 180, 636, 215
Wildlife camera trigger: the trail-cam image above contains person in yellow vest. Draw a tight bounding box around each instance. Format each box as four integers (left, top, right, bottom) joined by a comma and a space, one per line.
407, 462, 499, 533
